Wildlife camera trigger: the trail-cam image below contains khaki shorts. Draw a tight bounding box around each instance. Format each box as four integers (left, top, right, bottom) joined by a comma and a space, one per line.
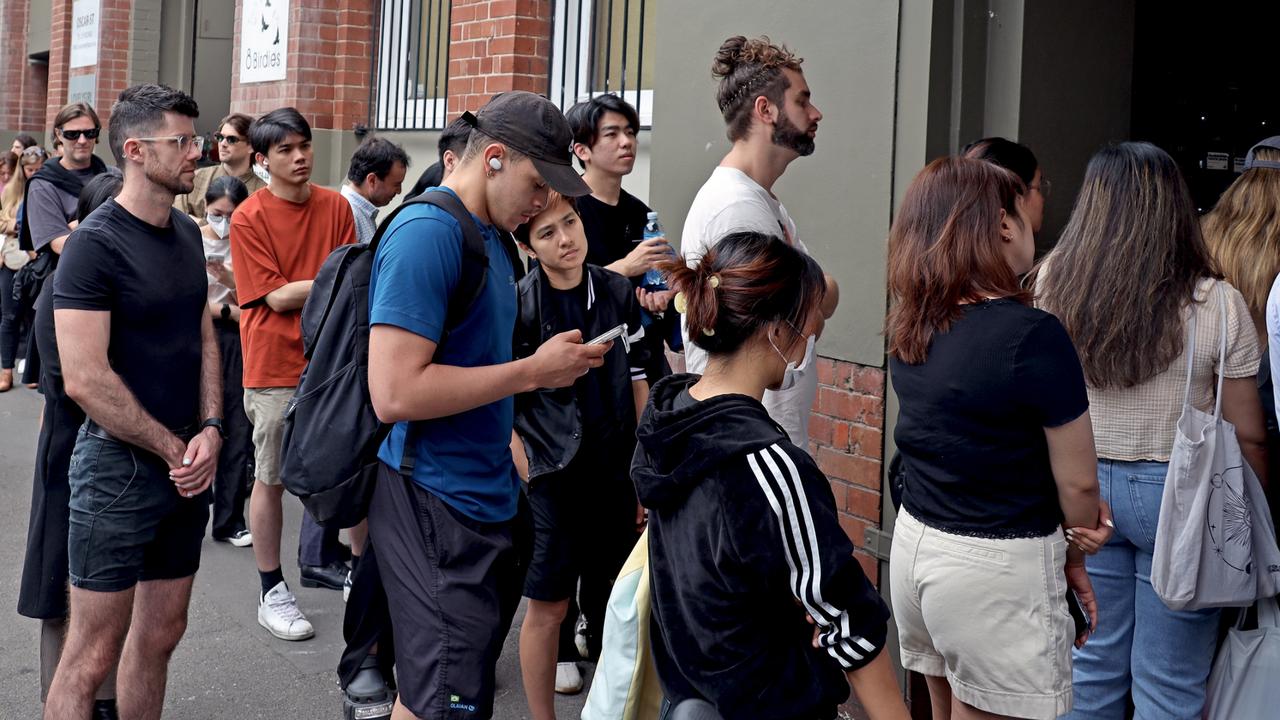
890, 508, 1074, 719
243, 387, 295, 487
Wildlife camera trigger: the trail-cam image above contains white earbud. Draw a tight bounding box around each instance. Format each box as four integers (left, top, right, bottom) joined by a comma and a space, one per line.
488, 157, 503, 171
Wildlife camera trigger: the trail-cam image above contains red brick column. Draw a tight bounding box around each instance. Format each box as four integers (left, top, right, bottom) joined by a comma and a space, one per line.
46, 0, 134, 132
811, 357, 886, 584
448, 0, 553, 117
230, 0, 374, 132
0, 0, 47, 133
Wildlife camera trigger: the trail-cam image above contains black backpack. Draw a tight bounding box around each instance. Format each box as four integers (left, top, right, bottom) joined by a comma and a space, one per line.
279, 189, 523, 527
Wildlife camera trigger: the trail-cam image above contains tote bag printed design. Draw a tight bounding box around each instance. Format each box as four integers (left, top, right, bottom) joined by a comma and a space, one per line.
1151, 284, 1280, 611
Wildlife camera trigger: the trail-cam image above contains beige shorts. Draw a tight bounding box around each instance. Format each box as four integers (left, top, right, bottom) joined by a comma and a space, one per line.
243, 387, 295, 487
890, 508, 1074, 719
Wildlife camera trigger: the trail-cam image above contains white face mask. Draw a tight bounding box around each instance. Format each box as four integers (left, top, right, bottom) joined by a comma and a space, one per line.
770, 330, 815, 392
206, 214, 231, 239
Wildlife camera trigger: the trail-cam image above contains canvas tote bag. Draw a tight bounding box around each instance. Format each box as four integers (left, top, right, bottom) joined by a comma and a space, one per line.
1151, 284, 1280, 611
1204, 596, 1280, 718
1204, 484, 1280, 719
581, 528, 663, 720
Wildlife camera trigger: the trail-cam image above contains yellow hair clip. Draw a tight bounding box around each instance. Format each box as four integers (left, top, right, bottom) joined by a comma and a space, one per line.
709, 275, 721, 289
673, 291, 688, 315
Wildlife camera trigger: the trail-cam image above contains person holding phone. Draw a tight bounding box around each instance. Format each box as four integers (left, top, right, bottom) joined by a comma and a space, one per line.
510, 189, 650, 716
201, 174, 254, 547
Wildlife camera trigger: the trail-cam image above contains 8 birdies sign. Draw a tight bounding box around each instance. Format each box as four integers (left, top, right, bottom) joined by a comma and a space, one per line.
240, 0, 289, 83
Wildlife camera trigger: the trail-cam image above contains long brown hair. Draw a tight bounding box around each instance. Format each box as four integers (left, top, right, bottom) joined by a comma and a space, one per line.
1037, 142, 1218, 389
886, 156, 1029, 364
1202, 146, 1280, 338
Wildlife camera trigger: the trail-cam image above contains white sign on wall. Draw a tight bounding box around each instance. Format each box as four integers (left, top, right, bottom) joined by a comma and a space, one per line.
70, 0, 100, 69
240, 0, 289, 83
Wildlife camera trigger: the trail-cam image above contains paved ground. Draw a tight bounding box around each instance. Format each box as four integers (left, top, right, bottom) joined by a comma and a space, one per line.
0, 387, 592, 719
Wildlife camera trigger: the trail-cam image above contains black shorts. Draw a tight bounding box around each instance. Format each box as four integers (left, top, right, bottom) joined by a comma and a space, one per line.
523, 443, 639, 602
368, 462, 528, 719
67, 423, 209, 592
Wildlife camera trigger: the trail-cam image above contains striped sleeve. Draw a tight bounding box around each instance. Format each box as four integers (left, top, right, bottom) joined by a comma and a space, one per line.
746, 442, 889, 671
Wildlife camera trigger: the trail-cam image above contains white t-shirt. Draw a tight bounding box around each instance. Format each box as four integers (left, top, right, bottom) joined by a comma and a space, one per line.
1266, 273, 1280, 416
680, 166, 817, 446
203, 230, 234, 306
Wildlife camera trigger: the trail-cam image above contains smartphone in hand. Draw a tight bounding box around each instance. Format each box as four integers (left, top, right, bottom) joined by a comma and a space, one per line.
587, 323, 627, 346
1066, 588, 1091, 639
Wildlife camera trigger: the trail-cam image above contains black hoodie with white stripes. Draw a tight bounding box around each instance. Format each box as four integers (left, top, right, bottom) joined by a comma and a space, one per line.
632, 374, 890, 719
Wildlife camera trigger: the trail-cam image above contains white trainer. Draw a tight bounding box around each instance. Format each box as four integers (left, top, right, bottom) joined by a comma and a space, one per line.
258, 582, 315, 641
554, 661, 583, 694
228, 529, 253, 547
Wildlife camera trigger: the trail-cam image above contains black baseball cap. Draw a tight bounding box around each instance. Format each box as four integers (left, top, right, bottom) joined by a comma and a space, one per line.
1243, 136, 1280, 171
461, 92, 591, 197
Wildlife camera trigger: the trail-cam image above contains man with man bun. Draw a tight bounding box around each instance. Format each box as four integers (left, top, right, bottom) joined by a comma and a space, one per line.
681, 35, 839, 447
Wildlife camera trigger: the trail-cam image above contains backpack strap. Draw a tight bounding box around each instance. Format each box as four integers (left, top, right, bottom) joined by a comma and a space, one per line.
372, 189, 522, 475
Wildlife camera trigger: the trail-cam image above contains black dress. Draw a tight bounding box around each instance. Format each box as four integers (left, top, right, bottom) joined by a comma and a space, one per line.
17, 275, 84, 619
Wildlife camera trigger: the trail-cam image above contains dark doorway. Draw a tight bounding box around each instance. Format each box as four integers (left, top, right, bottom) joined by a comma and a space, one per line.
1131, 2, 1280, 212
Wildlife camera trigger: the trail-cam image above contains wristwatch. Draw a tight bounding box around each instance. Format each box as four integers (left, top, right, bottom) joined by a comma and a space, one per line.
201, 417, 227, 439
220, 303, 231, 320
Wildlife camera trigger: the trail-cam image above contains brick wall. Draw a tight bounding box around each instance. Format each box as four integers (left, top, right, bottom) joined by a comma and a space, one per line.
447, 0, 552, 117
811, 357, 886, 584
46, 0, 135, 131
230, 0, 374, 131
0, 0, 47, 134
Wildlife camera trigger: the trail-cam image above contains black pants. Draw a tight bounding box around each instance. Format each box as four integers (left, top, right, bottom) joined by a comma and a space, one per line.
0, 265, 21, 369
367, 464, 530, 718
210, 320, 253, 539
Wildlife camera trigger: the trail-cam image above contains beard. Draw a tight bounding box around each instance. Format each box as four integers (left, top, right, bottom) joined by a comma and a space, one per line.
772, 111, 816, 157
146, 163, 194, 196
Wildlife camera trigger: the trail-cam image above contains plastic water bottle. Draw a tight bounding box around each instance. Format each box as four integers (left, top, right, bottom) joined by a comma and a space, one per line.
642, 211, 667, 290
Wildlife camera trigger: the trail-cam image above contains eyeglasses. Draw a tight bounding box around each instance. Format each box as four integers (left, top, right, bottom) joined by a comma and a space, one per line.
21, 146, 48, 158
1030, 179, 1052, 199
214, 133, 244, 145
58, 128, 100, 141
133, 135, 206, 153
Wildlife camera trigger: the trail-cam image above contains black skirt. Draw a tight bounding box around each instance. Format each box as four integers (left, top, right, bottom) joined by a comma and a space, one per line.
18, 276, 84, 619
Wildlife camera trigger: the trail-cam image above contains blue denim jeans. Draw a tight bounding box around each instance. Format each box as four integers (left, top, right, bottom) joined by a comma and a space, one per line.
1064, 459, 1220, 720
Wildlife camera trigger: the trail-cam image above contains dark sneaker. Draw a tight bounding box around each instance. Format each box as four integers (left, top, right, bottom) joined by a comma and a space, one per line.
300, 560, 349, 591
344, 655, 394, 720
92, 699, 119, 720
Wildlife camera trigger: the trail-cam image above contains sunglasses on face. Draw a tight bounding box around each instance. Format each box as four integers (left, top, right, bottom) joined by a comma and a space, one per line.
58, 128, 100, 141
214, 133, 244, 145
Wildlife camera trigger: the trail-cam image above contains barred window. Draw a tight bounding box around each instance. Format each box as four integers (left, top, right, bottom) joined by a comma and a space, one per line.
549, 0, 655, 127
373, 0, 452, 130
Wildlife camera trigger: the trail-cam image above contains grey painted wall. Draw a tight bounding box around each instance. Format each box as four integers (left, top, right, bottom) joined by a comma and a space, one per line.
648, 0, 901, 367
1017, 0, 1136, 249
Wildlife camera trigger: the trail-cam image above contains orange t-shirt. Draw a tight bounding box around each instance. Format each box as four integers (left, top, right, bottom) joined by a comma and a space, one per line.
229, 185, 357, 388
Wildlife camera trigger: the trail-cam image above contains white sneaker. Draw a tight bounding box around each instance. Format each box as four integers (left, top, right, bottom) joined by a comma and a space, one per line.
257, 582, 315, 641
228, 529, 253, 547
554, 661, 583, 694
343, 571, 352, 603
574, 615, 591, 660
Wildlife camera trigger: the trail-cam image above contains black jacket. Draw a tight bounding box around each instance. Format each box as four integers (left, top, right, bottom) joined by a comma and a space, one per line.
19, 154, 109, 252
513, 264, 648, 479
633, 375, 890, 720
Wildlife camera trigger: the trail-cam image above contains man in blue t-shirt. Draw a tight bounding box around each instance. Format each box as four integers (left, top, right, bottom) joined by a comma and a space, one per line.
366, 91, 606, 720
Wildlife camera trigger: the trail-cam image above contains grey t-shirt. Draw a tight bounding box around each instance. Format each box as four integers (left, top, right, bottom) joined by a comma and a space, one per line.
26, 167, 97, 250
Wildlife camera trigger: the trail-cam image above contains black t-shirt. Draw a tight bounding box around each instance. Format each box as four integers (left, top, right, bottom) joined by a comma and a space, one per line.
544, 277, 611, 435
576, 190, 652, 269
53, 199, 208, 430
890, 299, 1088, 538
